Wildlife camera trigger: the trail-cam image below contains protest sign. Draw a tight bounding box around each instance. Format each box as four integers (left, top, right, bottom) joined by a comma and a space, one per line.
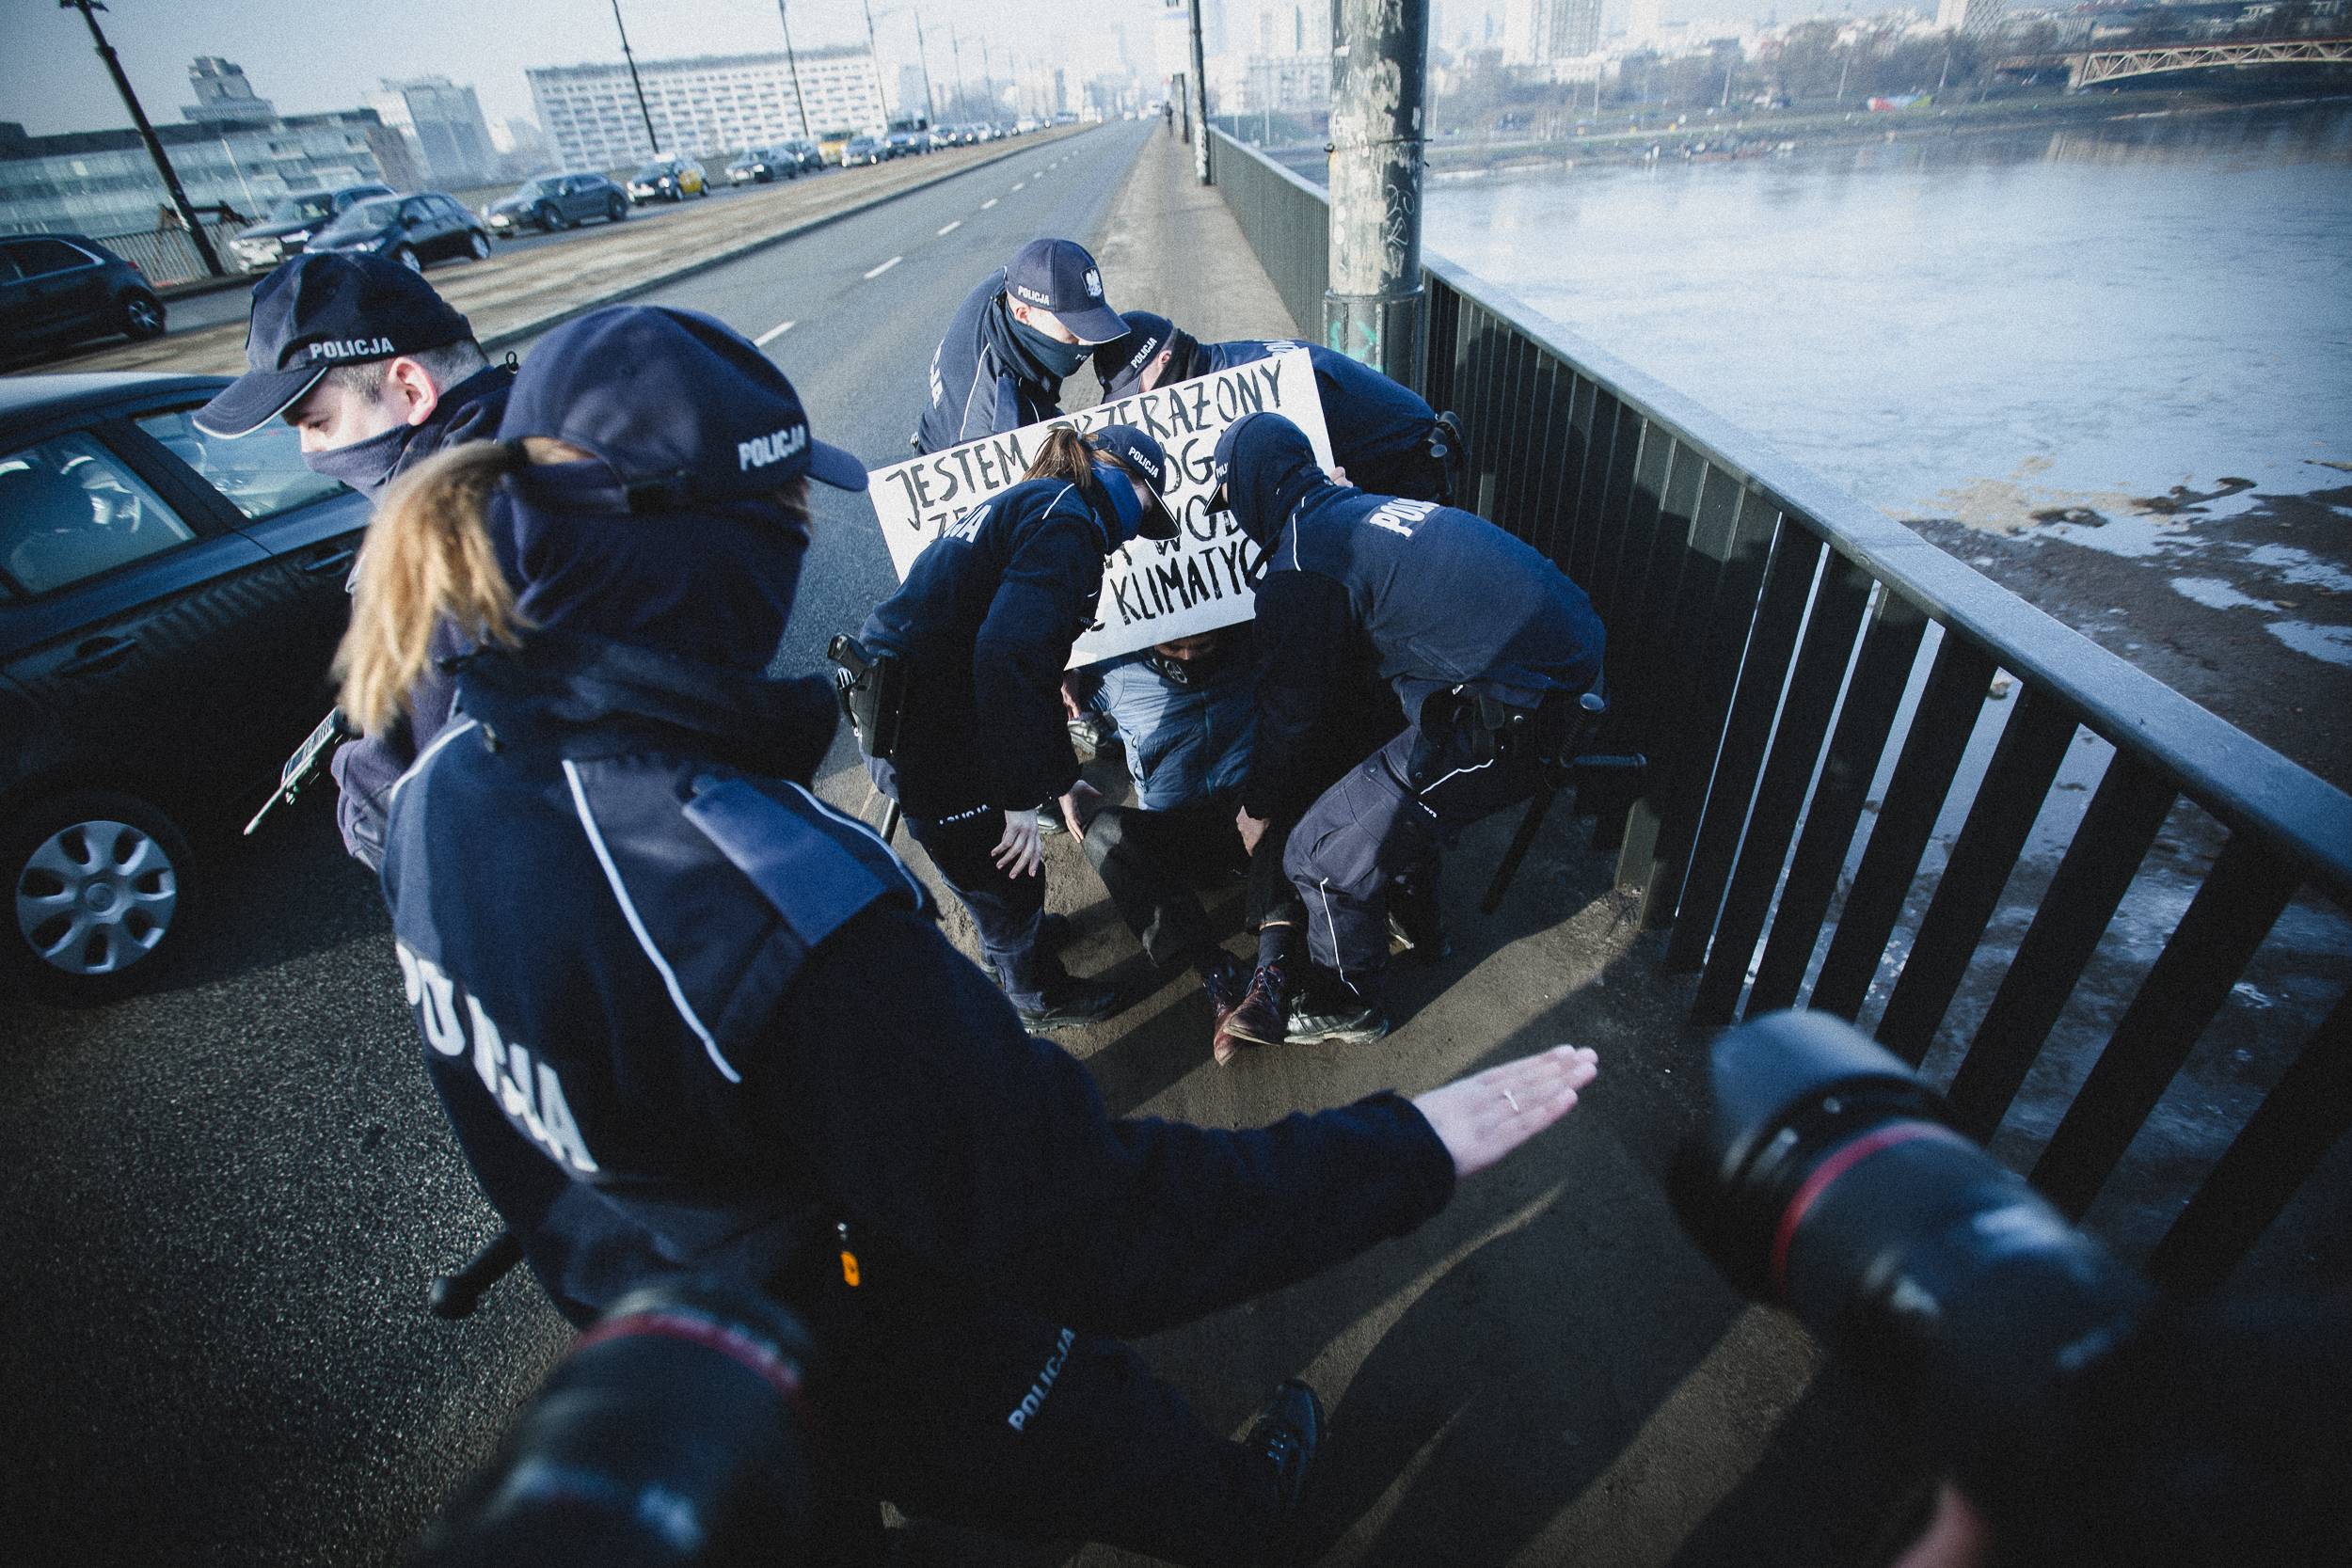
865, 347, 1334, 666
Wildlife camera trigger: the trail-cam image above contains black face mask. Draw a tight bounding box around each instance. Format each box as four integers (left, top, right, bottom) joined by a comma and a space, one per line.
1011, 316, 1091, 383
302, 420, 418, 502
1150, 642, 1229, 688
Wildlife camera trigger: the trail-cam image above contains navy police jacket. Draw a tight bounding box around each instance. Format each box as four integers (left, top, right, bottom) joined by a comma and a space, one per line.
329, 363, 516, 866
914, 269, 1070, 455
861, 477, 1112, 817
1245, 485, 1605, 819
1199, 340, 1437, 493
381, 630, 1455, 1331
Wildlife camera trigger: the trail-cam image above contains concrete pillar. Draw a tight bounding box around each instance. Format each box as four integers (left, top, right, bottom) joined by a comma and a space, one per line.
1325, 0, 1428, 388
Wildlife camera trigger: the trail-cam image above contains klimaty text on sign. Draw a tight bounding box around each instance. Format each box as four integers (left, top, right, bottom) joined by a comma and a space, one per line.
866, 349, 1336, 666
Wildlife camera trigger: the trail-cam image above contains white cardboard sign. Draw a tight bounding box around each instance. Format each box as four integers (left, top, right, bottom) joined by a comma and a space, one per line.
866, 348, 1335, 666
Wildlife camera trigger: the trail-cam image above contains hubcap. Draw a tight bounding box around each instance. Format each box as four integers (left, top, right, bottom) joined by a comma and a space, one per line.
128, 299, 159, 330
15, 818, 178, 977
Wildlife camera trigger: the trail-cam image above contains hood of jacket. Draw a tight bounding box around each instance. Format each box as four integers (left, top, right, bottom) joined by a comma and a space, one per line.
1220, 411, 1331, 549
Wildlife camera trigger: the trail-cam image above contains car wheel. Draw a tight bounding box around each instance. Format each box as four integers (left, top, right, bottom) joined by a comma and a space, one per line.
608, 197, 627, 221
120, 290, 167, 341
5, 791, 194, 1000
467, 230, 492, 260
392, 245, 422, 273
534, 202, 563, 231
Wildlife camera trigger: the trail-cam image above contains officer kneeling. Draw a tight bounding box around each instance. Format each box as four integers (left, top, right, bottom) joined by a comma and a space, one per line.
342, 305, 1603, 1564
1211, 412, 1607, 1049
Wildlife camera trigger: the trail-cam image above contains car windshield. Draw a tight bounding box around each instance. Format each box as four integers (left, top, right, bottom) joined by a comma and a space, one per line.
319, 198, 400, 236
265, 194, 335, 226
633, 164, 672, 182
514, 178, 561, 198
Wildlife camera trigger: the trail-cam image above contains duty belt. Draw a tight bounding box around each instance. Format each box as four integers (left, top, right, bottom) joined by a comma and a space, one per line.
827, 634, 910, 762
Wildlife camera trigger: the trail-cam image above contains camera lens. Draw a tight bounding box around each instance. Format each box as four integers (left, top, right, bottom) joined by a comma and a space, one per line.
418, 1280, 812, 1566
1671, 1012, 2148, 1501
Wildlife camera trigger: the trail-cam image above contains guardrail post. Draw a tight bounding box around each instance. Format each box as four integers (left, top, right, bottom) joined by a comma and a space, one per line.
1188, 0, 1211, 184
1326, 0, 1428, 389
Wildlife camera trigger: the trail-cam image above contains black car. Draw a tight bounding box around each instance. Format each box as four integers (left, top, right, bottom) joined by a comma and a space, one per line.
782, 138, 826, 174
726, 147, 803, 185
1, 373, 369, 996
840, 136, 885, 168
0, 235, 166, 364
305, 192, 493, 272
626, 158, 709, 203
485, 172, 629, 236
228, 183, 394, 273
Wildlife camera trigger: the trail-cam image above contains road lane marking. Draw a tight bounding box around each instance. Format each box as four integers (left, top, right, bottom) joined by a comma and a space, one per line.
1012, 182, 1025, 191
864, 255, 903, 279
937, 219, 961, 235
755, 319, 797, 345
981, 198, 997, 209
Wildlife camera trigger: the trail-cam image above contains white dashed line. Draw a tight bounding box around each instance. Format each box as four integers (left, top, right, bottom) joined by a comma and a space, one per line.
981, 198, 998, 209
937, 219, 961, 235
864, 255, 903, 279
755, 318, 796, 346
1011, 182, 1025, 191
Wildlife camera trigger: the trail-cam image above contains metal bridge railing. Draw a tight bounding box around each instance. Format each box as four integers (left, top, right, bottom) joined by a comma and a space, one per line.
87, 219, 246, 289
1206, 128, 2352, 1293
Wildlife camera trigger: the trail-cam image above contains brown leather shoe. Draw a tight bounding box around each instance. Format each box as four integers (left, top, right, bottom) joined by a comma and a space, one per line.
1214, 962, 1288, 1064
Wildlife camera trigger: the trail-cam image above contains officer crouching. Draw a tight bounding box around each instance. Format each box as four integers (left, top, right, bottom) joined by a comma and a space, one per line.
1211, 412, 1608, 1048
338, 303, 1603, 1563
855, 423, 1181, 1032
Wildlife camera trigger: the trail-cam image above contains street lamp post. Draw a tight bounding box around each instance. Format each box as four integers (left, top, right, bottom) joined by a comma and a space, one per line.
58, 0, 223, 276
861, 0, 889, 126
609, 0, 662, 156
911, 8, 940, 124
775, 0, 814, 140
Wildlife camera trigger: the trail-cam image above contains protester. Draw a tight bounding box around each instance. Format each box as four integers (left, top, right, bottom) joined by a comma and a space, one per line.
344, 301, 1604, 1564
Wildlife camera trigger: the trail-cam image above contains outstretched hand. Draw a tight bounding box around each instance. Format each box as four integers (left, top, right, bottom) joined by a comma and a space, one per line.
1412, 1045, 1599, 1180
993, 808, 1044, 878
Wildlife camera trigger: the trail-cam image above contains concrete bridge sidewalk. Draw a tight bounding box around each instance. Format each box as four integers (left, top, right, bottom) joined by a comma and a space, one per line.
863, 125, 1904, 1568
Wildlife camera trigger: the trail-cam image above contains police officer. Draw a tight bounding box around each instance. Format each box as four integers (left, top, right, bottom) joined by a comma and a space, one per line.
859, 423, 1180, 1031
194, 250, 514, 868
1094, 309, 1463, 502
914, 237, 1127, 453
345, 303, 1603, 1564
1210, 412, 1607, 1048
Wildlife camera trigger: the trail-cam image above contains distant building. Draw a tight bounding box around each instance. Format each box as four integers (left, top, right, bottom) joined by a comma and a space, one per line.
1504, 0, 1606, 67
898, 64, 931, 122
1936, 0, 2009, 37
0, 112, 391, 239
371, 76, 500, 188
527, 49, 887, 167
1213, 2, 1332, 112
182, 57, 275, 127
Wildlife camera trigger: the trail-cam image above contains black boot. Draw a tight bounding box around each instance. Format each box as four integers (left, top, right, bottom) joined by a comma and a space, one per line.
1013, 959, 1123, 1032
1244, 1378, 1324, 1516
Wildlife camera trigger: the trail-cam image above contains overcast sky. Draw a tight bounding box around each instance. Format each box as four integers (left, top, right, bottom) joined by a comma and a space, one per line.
3, 0, 1864, 139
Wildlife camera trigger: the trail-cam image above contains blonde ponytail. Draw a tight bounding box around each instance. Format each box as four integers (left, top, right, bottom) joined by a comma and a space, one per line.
335, 440, 539, 735
1023, 425, 1096, 484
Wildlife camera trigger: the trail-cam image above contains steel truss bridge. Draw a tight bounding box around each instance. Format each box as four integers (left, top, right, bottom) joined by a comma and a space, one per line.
1994, 36, 2352, 89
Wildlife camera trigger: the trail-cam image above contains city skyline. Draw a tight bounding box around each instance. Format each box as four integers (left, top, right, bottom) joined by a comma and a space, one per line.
0, 0, 1164, 139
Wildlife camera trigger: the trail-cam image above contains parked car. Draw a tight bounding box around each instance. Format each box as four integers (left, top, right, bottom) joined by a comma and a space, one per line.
0, 236, 166, 364
840, 135, 885, 168
227, 183, 394, 273
1, 372, 372, 996
305, 193, 493, 272
884, 130, 925, 159
726, 147, 802, 185
781, 138, 827, 174
627, 158, 708, 202
485, 172, 628, 235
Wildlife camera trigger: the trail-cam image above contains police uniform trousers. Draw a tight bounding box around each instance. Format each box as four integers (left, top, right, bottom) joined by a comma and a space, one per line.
897, 802, 1060, 1010
1079, 790, 1306, 970
800, 1263, 1298, 1566
1285, 705, 1550, 987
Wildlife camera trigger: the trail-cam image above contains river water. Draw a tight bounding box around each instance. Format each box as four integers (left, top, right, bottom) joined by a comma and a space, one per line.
1423, 101, 2352, 1277
1425, 99, 2352, 546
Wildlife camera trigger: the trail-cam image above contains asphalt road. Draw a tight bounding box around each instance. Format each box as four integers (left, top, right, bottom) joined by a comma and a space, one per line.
0, 118, 1148, 1568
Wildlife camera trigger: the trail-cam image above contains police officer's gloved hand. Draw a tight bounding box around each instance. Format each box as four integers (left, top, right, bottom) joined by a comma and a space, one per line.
993, 808, 1044, 879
